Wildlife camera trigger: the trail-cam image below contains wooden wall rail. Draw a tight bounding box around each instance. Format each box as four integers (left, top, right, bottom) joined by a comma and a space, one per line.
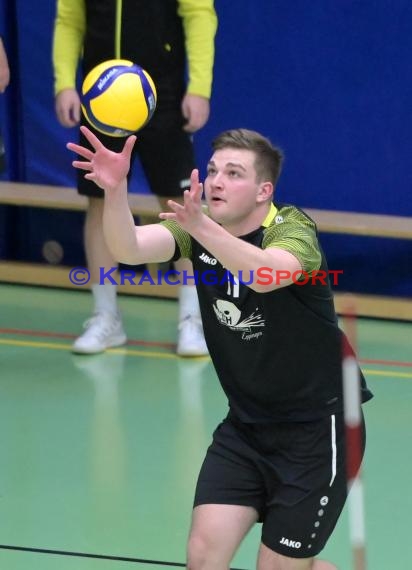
1, 182, 411, 320
1, 181, 412, 239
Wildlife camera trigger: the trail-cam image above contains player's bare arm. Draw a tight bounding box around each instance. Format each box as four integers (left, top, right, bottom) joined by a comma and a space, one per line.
68, 126, 175, 265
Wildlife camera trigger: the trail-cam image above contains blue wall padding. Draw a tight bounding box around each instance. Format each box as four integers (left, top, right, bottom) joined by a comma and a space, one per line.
1, 0, 411, 296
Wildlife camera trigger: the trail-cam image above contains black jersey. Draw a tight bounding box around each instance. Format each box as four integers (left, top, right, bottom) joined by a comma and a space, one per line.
163, 203, 373, 422
82, 0, 186, 101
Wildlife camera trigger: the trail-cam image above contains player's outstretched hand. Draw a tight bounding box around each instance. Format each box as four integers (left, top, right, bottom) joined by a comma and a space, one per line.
159, 168, 204, 233
67, 125, 136, 193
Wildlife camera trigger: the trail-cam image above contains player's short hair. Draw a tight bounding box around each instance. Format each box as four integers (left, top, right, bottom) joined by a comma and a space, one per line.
211, 129, 284, 186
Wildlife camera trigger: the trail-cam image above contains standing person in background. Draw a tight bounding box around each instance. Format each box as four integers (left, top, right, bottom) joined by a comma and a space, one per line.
0, 36, 10, 173
53, 0, 217, 355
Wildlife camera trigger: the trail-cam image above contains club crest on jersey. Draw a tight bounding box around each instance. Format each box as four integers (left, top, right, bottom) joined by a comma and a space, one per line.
213, 299, 265, 338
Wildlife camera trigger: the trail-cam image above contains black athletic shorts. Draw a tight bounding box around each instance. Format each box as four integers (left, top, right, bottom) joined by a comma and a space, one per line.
78, 104, 195, 198
194, 411, 366, 559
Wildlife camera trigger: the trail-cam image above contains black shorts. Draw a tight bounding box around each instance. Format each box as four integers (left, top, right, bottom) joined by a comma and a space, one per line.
194, 412, 366, 559
78, 105, 195, 198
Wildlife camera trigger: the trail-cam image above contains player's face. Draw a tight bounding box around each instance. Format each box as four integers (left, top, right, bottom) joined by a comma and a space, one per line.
204, 148, 263, 231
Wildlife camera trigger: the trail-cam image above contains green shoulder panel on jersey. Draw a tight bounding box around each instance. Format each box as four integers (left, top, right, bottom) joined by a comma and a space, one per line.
262, 205, 322, 273
161, 220, 192, 259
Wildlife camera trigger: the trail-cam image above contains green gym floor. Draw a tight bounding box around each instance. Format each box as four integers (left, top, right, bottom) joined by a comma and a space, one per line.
0, 283, 411, 570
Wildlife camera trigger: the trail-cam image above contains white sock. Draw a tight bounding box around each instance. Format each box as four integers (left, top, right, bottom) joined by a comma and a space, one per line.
178, 285, 200, 321
92, 283, 118, 316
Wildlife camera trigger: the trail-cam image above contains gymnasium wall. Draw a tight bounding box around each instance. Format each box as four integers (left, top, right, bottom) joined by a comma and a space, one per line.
1, 1, 411, 296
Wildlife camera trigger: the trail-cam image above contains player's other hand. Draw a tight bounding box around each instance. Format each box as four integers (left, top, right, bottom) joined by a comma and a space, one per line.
67, 125, 136, 193
159, 168, 204, 233
55, 88, 81, 127
181, 94, 210, 133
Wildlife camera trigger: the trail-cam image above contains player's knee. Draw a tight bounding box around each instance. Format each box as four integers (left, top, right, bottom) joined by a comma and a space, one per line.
312, 559, 339, 570
187, 533, 209, 569
187, 532, 228, 570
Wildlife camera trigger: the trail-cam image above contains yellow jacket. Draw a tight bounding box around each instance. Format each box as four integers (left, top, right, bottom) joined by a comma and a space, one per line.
53, 0, 217, 98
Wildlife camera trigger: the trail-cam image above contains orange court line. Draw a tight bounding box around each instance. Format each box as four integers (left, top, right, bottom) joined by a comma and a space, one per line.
0, 327, 175, 350
0, 338, 178, 360
0, 338, 408, 375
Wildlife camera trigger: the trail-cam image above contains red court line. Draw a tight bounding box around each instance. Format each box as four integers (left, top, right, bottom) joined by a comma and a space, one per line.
359, 357, 412, 368
0, 327, 175, 350
0, 327, 411, 367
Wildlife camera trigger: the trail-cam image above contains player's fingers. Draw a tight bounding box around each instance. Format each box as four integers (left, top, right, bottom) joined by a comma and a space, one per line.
189, 170, 203, 197
183, 188, 196, 207
190, 169, 199, 186
80, 125, 104, 149
167, 199, 184, 212
197, 182, 204, 198
122, 135, 137, 159
72, 160, 92, 171
67, 142, 94, 160
158, 212, 177, 220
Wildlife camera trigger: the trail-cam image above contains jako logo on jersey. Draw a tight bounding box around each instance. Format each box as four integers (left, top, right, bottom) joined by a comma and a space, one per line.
279, 537, 302, 549
199, 252, 217, 265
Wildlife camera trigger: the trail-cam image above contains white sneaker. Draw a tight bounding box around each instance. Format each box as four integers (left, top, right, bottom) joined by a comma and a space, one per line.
177, 315, 209, 357
72, 312, 127, 354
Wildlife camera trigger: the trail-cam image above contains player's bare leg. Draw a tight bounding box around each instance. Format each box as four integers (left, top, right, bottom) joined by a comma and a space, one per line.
257, 542, 338, 570
72, 196, 126, 354
85, 197, 117, 283
187, 504, 258, 570
141, 196, 208, 356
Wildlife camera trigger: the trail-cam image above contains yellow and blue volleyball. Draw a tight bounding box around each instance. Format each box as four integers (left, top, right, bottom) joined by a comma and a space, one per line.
81, 59, 157, 137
